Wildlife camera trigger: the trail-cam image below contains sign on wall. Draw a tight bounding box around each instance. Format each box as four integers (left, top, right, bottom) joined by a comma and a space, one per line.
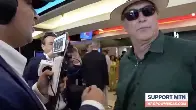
174, 31, 179, 38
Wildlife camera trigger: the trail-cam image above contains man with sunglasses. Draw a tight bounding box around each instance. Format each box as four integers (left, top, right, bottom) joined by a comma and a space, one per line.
111, 0, 196, 110
0, 0, 105, 110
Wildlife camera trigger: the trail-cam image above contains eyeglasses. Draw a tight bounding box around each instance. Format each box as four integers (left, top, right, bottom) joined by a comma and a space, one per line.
123, 5, 156, 21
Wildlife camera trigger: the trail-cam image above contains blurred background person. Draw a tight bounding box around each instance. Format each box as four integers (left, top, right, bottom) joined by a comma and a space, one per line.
110, 55, 117, 65
23, 32, 57, 87
81, 41, 109, 91
86, 44, 92, 54
65, 46, 84, 110
109, 55, 118, 95
103, 50, 111, 73
102, 50, 112, 109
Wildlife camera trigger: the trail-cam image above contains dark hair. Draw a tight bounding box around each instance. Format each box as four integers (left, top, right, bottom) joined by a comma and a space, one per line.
122, 51, 126, 54
41, 32, 57, 45
121, 0, 158, 21
110, 55, 117, 61
103, 50, 109, 54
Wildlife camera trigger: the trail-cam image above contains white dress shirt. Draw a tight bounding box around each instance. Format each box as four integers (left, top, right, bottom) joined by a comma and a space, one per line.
43, 53, 51, 60
0, 40, 104, 110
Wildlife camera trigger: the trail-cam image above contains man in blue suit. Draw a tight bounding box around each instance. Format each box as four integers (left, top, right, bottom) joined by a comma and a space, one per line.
23, 32, 57, 87
0, 0, 105, 110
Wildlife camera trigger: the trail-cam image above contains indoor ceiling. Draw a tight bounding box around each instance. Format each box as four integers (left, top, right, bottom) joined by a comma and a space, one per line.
33, 0, 196, 38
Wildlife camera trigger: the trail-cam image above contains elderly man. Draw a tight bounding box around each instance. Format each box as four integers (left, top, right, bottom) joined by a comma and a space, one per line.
111, 0, 196, 110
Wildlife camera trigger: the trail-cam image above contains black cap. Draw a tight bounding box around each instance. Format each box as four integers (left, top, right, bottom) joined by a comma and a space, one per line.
32, 0, 55, 9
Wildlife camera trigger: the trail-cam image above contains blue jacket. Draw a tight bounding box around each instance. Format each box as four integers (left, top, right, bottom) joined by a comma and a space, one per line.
0, 56, 101, 110
0, 56, 45, 110
23, 55, 47, 87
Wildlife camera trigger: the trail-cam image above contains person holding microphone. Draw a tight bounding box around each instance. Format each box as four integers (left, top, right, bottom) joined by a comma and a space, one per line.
0, 0, 105, 110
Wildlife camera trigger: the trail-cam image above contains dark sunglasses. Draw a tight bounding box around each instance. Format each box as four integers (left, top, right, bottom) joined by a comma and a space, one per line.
123, 5, 156, 21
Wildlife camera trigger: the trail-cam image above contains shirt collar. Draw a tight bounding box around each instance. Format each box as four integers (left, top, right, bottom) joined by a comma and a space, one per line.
127, 31, 165, 59
43, 53, 50, 60
0, 40, 27, 76
149, 31, 165, 53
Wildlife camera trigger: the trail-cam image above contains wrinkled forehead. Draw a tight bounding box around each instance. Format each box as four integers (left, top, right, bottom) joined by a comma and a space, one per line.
122, 0, 155, 14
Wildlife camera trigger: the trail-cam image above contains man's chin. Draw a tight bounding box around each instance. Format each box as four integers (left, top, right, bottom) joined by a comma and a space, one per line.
137, 34, 153, 41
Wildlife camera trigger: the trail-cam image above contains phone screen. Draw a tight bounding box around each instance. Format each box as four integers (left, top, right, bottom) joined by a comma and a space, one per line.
53, 33, 69, 54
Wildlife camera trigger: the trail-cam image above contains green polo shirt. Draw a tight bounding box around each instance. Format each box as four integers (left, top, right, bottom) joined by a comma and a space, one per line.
114, 31, 196, 110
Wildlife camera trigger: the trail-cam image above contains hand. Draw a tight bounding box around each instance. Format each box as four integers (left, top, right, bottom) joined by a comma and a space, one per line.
82, 85, 105, 105
59, 77, 68, 92
37, 70, 53, 96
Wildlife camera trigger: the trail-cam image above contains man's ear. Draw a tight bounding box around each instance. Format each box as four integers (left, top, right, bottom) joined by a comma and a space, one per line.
41, 44, 45, 50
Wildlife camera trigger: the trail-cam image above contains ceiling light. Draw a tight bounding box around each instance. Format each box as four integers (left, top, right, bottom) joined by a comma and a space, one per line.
35, 0, 127, 29
32, 31, 43, 37
98, 29, 103, 31
192, 13, 195, 16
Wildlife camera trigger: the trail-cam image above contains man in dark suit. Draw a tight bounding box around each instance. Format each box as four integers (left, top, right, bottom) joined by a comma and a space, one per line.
0, 0, 105, 110
82, 41, 109, 91
23, 32, 57, 87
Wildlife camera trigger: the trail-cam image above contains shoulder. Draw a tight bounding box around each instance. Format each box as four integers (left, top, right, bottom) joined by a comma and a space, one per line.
165, 35, 196, 46
30, 55, 46, 62
80, 105, 99, 110
164, 35, 196, 55
0, 66, 29, 102
27, 55, 46, 66
119, 51, 130, 64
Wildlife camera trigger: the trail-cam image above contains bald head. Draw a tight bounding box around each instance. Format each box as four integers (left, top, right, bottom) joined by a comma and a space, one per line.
90, 41, 100, 50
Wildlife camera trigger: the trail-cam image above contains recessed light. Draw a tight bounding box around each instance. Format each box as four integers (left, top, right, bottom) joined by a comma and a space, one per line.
98, 29, 103, 31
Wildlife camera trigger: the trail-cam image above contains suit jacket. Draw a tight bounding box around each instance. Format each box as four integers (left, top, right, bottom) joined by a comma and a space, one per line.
81, 50, 109, 90
0, 56, 45, 110
0, 56, 100, 110
23, 55, 47, 87
66, 71, 84, 110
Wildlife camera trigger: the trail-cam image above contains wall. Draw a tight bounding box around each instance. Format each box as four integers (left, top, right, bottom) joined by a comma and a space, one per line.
102, 47, 117, 56
118, 46, 132, 56
103, 46, 132, 57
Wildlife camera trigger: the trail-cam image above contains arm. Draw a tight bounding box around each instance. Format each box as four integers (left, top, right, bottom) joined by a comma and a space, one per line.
105, 55, 111, 72
114, 96, 122, 110
80, 105, 99, 110
80, 100, 104, 110
32, 83, 49, 104
102, 55, 109, 86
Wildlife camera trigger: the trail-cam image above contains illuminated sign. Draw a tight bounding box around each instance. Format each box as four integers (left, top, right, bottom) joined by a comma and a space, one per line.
35, 0, 65, 14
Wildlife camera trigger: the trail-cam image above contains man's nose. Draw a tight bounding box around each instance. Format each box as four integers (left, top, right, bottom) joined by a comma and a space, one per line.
34, 14, 40, 21
138, 12, 147, 23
